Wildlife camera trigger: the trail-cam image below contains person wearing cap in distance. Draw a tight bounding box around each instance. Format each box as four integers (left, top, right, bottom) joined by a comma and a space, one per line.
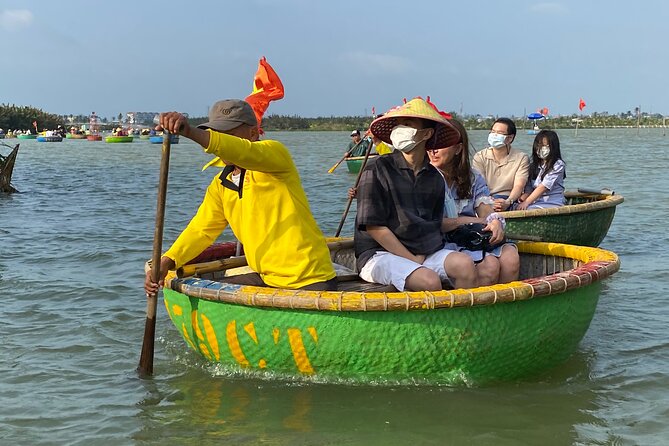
472, 117, 529, 211
354, 98, 478, 291
144, 99, 337, 296
347, 129, 371, 157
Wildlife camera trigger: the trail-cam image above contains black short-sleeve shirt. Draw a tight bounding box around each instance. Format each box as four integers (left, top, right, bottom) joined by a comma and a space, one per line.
354, 150, 445, 269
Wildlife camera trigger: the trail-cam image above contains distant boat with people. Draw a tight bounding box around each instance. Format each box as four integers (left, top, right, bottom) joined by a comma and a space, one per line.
526, 112, 545, 135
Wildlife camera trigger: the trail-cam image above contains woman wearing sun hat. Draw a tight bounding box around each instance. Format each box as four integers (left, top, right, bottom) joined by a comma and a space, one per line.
354, 97, 478, 291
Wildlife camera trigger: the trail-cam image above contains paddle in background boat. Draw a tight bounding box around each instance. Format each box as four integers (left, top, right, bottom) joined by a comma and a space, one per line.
138, 129, 172, 377
334, 137, 374, 237
327, 136, 367, 174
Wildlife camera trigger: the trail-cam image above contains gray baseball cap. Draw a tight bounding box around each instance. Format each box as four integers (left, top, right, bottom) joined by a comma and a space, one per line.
197, 99, 257, 132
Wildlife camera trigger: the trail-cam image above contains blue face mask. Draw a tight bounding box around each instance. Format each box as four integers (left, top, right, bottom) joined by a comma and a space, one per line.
487, 132, 507, 149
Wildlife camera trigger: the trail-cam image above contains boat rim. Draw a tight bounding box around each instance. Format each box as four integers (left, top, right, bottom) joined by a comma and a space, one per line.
500, 192, 623, 219
165, 241, 620, 312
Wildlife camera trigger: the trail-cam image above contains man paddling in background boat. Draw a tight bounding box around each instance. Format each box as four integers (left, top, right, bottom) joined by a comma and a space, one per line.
144, 99, 337, 296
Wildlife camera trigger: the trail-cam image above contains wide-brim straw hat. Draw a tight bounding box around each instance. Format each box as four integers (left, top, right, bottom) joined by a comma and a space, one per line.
370, 98, 460, 149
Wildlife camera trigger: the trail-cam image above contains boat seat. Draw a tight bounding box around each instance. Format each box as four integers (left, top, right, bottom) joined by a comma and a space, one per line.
336, 278, 397, 293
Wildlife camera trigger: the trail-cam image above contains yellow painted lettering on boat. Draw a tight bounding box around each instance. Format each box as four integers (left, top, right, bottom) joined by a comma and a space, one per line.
308, 327, 318, 343
226, 320, 250, 367
258, 359, 267, 369
273, 327, 280, 344
172, 304, 183, 316
199, 342, 212, 360
192, 310, 205, 341
287, 328, 314, 374
182, 323, 197, 350
244, 322, 258, 344
200, 313, 220, 361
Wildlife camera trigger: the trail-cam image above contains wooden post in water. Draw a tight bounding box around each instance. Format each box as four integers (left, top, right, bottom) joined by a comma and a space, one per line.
636, 106, 641, 136
0, 143, 19, 193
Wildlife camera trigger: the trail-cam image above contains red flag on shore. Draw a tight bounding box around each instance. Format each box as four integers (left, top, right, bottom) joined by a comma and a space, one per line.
579, 98, 586, 111
541, 107, 549, 116
244, 57, 284, 133
372, 106, 376, 116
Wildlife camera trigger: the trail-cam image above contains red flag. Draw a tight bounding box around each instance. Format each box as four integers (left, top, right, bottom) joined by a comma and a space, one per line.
542, 107, 549, 116
33, 120, 38, 130
579, 98, 586, 111
244, 57, 284, 133
371, 106, 376, 116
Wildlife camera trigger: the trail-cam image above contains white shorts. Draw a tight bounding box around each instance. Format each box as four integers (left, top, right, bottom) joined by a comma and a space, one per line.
359, 248, 457, 291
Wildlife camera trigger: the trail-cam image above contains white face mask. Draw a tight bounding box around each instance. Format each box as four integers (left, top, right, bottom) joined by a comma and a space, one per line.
487, 132, 507, 149
538, 145, 551, 159
390, 125, 419, 153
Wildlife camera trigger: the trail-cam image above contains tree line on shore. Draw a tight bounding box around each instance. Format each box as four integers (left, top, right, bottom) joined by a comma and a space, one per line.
3, 104, 667, 133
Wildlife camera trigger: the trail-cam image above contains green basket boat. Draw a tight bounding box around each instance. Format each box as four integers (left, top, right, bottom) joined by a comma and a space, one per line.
501, 191, 624, 247
17, 134, 37, 140
105, 135, 134, 143
160, 239, 619, 385
345, 155, 378, 173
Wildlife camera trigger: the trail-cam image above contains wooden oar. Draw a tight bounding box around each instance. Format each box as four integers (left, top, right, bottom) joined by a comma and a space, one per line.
327, 137, 367, 174
334, 139, 374, 237
138, 130, 172, 377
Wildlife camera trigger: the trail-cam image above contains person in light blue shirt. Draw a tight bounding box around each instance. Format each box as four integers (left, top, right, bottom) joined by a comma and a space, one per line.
515, 130, 566, 210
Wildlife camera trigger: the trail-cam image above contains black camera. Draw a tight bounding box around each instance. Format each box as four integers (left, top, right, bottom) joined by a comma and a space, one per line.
446, 223, 494, 252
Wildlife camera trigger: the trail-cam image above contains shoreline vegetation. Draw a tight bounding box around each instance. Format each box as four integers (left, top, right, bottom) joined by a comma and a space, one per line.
2, 103, 667, 133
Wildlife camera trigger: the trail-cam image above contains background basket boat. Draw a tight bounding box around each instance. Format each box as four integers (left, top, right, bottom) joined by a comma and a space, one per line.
149, 134, 179, 144
159, 239, 619, 385
501, 191, 623, 247
17, 134, 36, 140
36, 135, 63, 142
105, 135, 134, 143
344, 155, 378, 173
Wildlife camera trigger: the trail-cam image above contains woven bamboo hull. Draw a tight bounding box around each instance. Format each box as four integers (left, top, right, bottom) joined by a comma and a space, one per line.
502, 192, 624, 247
162, 241, 619, 385
149, 135, 179, 144
105, 136, 133, 143
345, 155, 378, 173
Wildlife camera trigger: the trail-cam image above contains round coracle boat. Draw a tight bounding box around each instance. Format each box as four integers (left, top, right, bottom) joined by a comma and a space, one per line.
501, 190, 623, 247
17, 134, 37, 140
65, 133, 87, 139
159, 238, 620, 385
105, 135, 134, 143
345, 155, 378, 173
149, 134, 179, 144
36, 135, 63, 142
87, 134, 102, 141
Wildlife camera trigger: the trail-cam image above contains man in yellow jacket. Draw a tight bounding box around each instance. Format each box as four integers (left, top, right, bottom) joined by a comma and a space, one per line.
144, 99, 336, 295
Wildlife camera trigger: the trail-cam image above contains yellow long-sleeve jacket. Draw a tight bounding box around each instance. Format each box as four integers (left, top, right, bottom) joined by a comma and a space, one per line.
164, 130, 336, 289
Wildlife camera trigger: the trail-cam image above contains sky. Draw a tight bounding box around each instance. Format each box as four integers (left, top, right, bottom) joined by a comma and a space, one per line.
1, 0, 668, 120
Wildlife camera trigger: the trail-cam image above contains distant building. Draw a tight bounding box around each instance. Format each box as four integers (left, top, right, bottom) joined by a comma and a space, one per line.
126, 112, 160, 125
